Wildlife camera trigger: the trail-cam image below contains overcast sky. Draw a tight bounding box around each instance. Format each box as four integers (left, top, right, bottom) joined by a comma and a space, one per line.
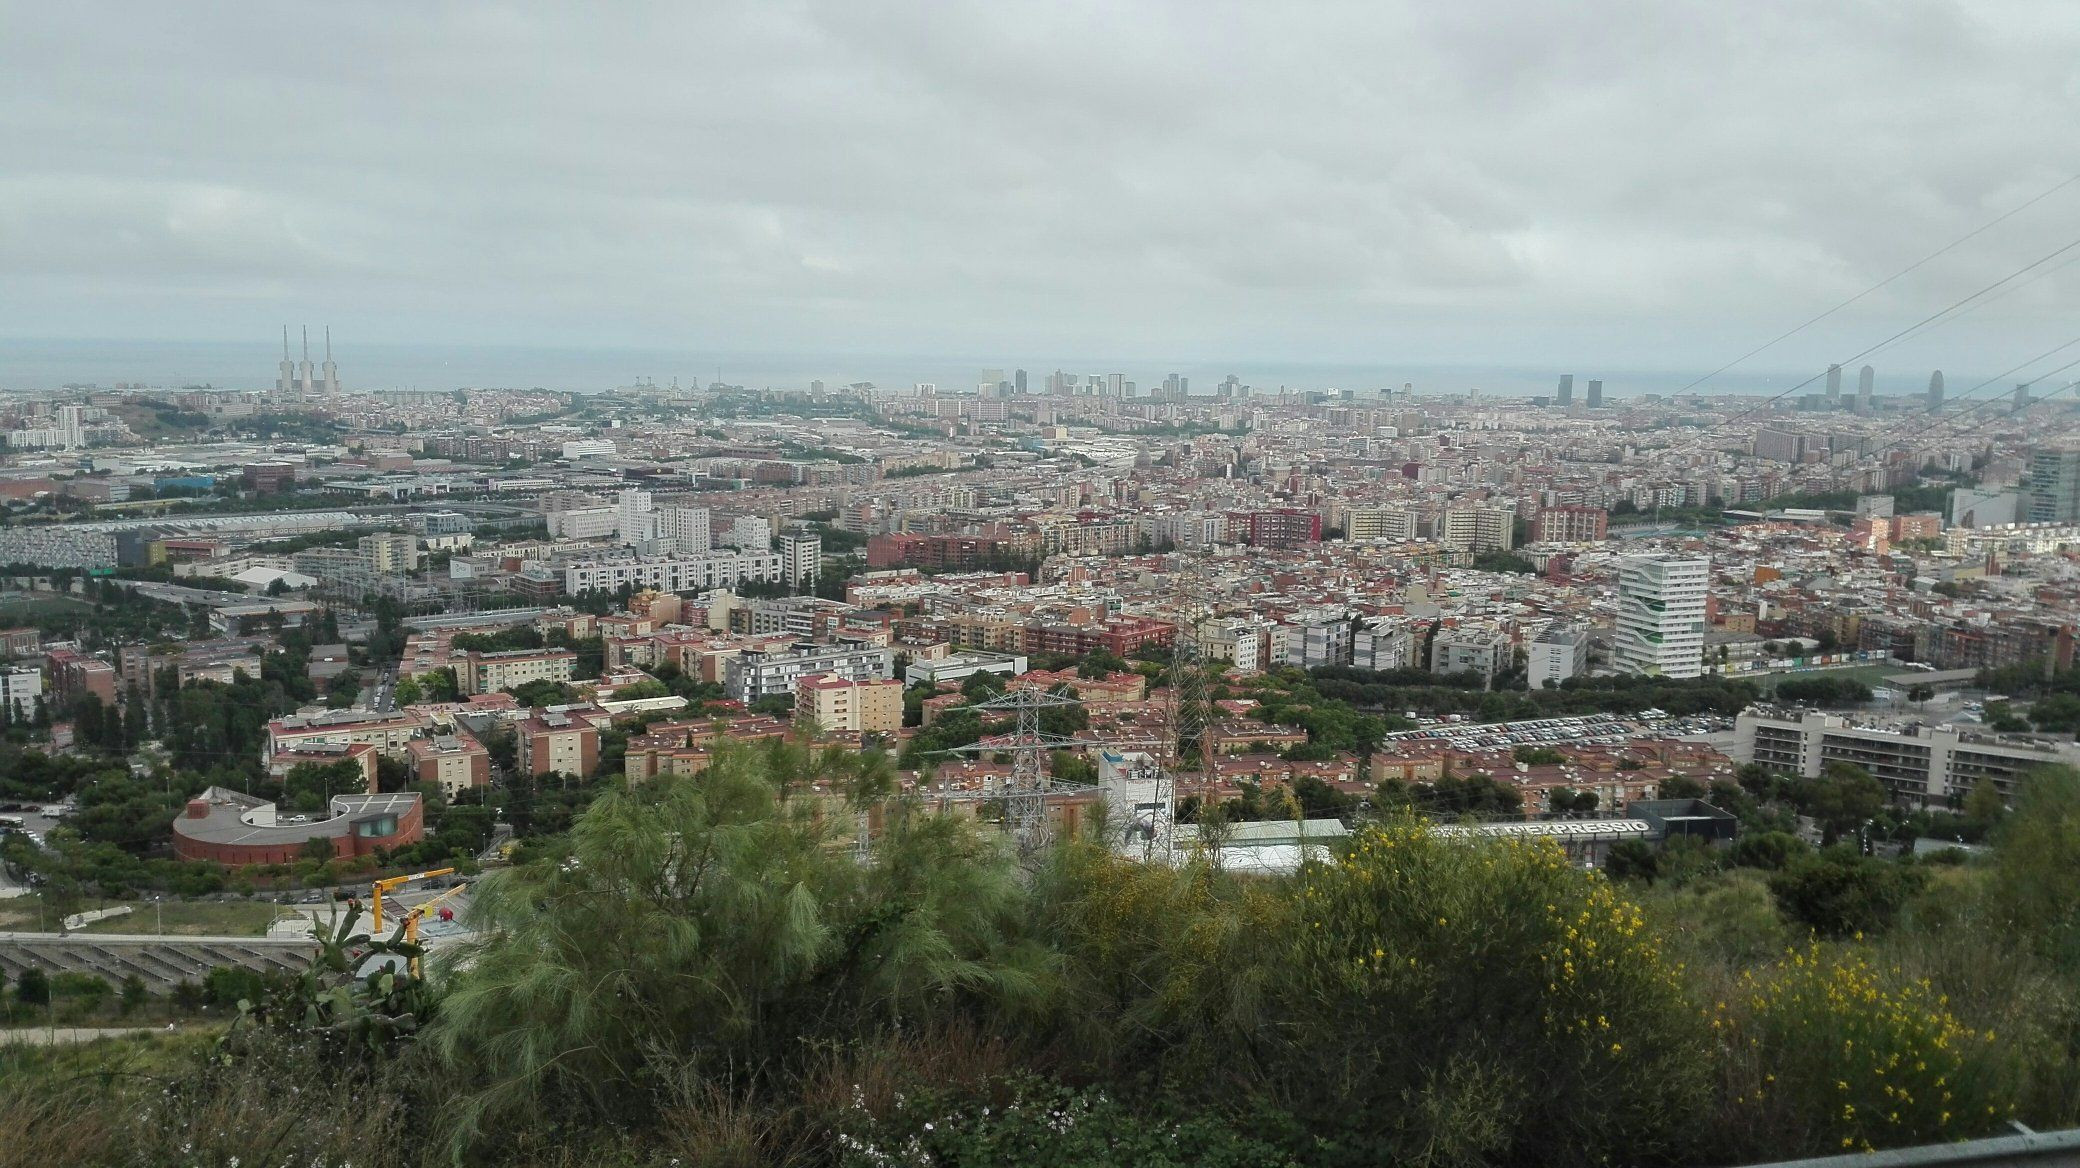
3, 1, 2078, 382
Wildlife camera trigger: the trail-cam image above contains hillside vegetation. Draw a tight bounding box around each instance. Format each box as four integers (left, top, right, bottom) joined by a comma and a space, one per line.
5, 742, 2079, 1168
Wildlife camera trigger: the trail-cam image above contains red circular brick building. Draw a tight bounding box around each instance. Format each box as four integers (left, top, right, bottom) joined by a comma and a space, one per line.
172, 786, 423, 866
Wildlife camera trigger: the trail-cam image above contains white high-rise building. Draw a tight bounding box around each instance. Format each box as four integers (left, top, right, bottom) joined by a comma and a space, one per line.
777, 533, 821, 590
656, 505, 711, 555
726, 515, 772, 551
54, 405, 87, 451
616, 489, 656, 545
1613, 554, 1708, 678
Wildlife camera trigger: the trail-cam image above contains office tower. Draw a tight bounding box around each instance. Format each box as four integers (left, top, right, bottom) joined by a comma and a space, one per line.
809, 379, 825, 394
1927, 370, 1944, 409
1857, 364, 1874, 414
321, 327, 339, 394
1613, 554, 1708, 679
777, 533, 821, 590
1556, 373, 1574, 407
2016, 383, 2033, 412
277, 327, 296, 393
980, 368, 1005, 395
1014, 369, 1027, 394
1825, 363, 1842, 404
2026, 445, 2080, 523
1107, 373, 1125, 398
616, 488, 656, 544
1586, 379, 1603, 408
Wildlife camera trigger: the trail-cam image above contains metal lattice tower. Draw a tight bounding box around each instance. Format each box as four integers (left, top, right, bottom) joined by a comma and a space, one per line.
1163, 555, 1217, 801
941, 686, 1105, 851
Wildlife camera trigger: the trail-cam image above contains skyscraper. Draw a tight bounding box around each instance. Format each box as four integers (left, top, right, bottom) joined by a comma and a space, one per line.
2026, 445, 2080, 523
1856, 364, 1874, 414
1927, 370, 1945, 409
1555, 374, 1574, 407
2016, 383, 2033, 412
1013, 369, 1027, 394
1825, 363, 1842, 404
1586, 379, 1603, 408
1613, 554, 1708, 679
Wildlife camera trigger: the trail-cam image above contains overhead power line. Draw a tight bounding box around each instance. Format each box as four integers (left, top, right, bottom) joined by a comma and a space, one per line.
1699, 229, 2080, 439
1671, 168, 2080, 397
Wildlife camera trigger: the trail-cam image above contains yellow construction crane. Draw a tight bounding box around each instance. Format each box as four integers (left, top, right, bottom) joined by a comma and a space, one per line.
401, 881, 470, 976
369, 867, 454, 934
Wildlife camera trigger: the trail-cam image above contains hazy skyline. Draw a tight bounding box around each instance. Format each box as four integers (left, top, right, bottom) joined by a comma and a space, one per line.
4, 2, 2078, 382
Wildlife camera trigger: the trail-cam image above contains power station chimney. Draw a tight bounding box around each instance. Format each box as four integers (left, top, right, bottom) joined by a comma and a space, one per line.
277, 326, 295, 393
321, 326, 339, 394
297, 326, 315, 393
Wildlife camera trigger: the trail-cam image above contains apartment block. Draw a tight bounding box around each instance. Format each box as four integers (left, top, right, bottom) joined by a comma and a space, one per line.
794, 673, 903, 734
516, 709, 600, 778
460, 648, 578, 697
1736, 707, 2080, 808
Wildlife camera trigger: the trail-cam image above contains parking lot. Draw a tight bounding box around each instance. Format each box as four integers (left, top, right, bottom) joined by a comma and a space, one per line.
1380, 710, 1733, 753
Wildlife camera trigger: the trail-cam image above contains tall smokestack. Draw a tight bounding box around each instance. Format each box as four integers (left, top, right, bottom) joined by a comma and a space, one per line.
321, 326, 339, 394
296, 326, 315, 393
277, 326, 296, 393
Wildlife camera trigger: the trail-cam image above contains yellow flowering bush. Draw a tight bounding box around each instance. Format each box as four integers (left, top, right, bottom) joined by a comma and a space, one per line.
1268, 819, 1711, 1166
1713, 943, 2015, 1158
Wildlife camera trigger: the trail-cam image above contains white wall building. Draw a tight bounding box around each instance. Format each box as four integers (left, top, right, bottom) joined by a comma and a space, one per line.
0, 666, 43, 718
1528, 624, 1589, 690
656, 505, 711, 555
616, 489, 656, 545
1613, 554, 1708, 678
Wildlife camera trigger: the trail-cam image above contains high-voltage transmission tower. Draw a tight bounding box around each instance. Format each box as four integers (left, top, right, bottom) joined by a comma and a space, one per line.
1161, 552, 1219, 860
940, 686, 1106, 852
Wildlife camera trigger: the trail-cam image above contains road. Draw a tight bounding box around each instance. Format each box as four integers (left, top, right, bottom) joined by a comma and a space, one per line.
369, 665, 398, 712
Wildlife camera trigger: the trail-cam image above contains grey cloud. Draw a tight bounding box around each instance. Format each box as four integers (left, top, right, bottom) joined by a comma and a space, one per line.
0, 0, 2076, 373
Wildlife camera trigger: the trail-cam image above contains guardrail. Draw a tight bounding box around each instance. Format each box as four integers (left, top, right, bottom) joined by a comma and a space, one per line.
1745, 1127, 2080, 1167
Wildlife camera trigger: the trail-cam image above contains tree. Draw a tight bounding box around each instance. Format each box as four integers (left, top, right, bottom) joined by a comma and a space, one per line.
425, 745, 1043, 1153
1768, 848, 1927, 938
1657, 774, 1707, 800
1793, 763, 1886, 844
1963, 777, 2007, 834
300, 835, 336, 864
422, 667, 461, 703
1604, 839, 1660, 882
15, 965, 49, 1005
392, 674, 423, 707
1078, 648, 1129, 679
1993, 765, 2080, 969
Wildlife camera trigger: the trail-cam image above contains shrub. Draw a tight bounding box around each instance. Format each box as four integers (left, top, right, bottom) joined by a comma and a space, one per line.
1992, 765, 2080, 971
1768, 850, 1928, 939
1232, 822, 1708, 1165
1712, 944, 2014, 1158
1731, 830, 1807, 871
